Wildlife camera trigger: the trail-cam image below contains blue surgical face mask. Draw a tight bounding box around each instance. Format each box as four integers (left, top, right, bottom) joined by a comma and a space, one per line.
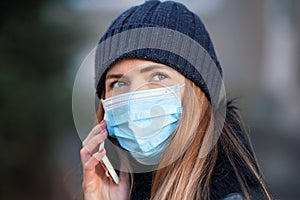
101, 84, 183, 165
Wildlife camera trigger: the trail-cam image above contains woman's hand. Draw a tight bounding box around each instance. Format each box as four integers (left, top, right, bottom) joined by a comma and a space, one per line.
80, 120, 130, 200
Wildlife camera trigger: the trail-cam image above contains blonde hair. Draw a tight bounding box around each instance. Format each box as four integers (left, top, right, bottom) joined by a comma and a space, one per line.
96, 79, 272, 200
150, 80, 272, 199
150, 79, 213, 199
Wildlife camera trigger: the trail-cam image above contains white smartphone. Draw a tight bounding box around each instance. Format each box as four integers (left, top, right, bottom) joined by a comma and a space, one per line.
99, 114, 119, 184
99, 142, 119, 184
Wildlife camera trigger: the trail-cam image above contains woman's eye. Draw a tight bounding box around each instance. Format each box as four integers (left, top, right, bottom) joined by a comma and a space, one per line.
111, 80, 128, 88
152, 73, 168, 81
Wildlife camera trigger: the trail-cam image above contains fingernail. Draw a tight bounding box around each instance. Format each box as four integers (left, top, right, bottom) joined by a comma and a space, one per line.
100, 129, 107, 135
99, 148, 104, 153
100, 120, 105, 126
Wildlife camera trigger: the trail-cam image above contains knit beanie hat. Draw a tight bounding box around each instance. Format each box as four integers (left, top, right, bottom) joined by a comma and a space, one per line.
95, 0, 224, 106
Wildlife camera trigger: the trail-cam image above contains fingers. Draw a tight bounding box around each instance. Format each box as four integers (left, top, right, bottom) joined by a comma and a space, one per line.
80, 146, 91, 165
80, 121, 108, 165
83, 148, 106, 172
82, 149, 107, 192
80, 121, 109, 191
82, 120, 107, 146
86, 131, 107, 152
80, 131, 107, 164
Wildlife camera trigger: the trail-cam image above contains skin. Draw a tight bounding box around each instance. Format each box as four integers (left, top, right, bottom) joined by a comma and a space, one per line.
80, 59, 185, 200
104, 59, 185, 98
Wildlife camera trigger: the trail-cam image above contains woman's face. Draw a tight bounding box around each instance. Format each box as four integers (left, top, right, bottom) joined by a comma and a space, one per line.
105, 59, 185, 99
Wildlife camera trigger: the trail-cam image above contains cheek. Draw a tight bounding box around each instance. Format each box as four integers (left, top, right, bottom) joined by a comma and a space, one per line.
104, 90, 112, 99
180, 88, 185, 102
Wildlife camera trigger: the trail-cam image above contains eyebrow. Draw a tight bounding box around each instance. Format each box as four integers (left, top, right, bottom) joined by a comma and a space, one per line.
139, 65, 166, 73
105, 64, 167, 81
106, 74, 123, 80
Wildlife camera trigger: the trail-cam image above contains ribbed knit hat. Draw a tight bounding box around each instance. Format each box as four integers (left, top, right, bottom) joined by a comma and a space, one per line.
95, 0, 223, 105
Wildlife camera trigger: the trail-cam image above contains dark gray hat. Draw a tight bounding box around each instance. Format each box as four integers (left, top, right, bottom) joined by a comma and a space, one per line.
95, 0, 223, 104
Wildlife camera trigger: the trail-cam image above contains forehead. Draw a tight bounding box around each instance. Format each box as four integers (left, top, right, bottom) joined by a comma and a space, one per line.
106, 58, 179, 76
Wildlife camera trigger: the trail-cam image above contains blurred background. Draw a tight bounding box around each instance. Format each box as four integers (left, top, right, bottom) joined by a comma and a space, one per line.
1, 0, 299, 199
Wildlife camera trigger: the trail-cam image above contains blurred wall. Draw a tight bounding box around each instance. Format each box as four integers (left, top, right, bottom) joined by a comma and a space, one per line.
1, 0, 299, 199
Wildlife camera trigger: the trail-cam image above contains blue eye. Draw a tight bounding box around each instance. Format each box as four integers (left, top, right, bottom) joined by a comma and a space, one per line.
111, 81, 128, 88
152, 72, 168, 81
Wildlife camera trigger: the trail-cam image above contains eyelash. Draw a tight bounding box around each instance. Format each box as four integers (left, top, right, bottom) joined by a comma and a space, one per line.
108, 72, 170, 89
151, 72, 169, 81
109, 80, 128, 89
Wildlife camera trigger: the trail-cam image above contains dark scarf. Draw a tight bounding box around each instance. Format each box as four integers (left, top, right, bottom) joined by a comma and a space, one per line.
131, 171, 153, 200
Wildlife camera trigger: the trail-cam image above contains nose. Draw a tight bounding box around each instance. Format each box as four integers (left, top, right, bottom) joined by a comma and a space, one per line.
130, 81, 152, 92
130, 79, 165, 93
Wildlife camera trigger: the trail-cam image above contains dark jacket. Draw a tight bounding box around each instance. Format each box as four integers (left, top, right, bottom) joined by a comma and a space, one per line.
130, 170, 245, 200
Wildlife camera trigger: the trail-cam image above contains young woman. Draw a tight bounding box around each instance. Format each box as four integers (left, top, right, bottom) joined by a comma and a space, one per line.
80, 1, 272, 199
